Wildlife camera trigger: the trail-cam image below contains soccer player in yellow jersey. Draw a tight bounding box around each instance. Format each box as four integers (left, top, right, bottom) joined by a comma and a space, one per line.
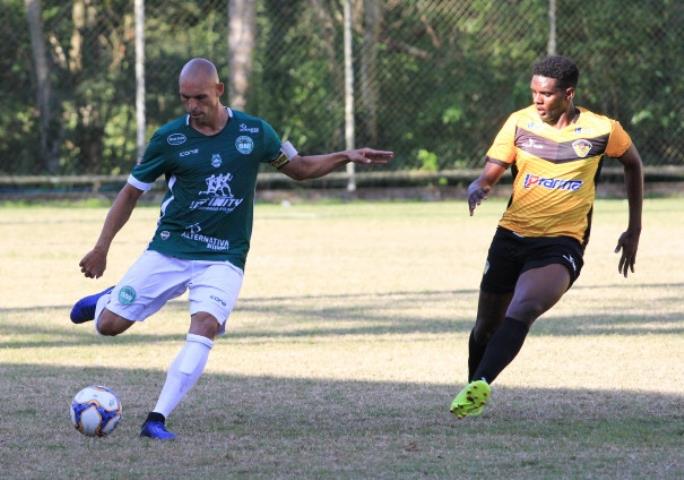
450, 55, 644, 418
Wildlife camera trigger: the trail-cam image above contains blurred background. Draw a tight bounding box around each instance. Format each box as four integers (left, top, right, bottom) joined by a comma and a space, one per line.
3, 0, 683, 196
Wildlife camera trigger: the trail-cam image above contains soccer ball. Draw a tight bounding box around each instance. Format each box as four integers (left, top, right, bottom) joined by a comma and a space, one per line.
70, 385, 122, 437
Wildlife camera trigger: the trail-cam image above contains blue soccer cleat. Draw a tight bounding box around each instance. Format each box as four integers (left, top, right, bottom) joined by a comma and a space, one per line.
140, 419, 176, 440
70, 286, 115, 324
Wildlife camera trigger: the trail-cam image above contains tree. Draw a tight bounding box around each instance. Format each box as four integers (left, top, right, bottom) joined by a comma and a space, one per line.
359, 0, 381, 145
25, 0, 59, 173
228, 0, 256, 110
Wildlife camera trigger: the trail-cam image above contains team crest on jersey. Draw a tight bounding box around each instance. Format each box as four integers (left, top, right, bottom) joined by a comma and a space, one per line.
572, 139, 593, 158
167, 133, 187, 146
211, 153, 223, 168
235, 136, 254, 155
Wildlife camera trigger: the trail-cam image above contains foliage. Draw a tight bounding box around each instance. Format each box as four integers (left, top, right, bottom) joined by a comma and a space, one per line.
2, 0, 683, 175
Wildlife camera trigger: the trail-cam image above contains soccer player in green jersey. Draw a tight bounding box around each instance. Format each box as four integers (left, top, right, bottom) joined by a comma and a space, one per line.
70, 57, 393, 440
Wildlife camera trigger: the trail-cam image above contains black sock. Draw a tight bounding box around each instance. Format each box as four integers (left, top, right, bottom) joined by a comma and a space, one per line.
468, 329, 488, 382
472, 317, 529, 384
146, 411, 166, 424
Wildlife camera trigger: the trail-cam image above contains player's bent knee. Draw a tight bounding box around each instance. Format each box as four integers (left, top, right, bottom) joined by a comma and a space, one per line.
96, 312, 133, 336
507, 299, 549, 324
189, 312, 220, 339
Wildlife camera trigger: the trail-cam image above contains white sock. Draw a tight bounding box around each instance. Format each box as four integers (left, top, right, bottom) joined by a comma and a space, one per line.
152, 333, 213, 418
94, 293, 112, 335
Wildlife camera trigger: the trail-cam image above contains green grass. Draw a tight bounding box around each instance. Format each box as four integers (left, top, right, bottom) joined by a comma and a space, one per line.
0, 198, 683, 479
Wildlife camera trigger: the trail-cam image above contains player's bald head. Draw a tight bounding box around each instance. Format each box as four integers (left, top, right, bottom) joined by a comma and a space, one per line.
179, 58, 220, 85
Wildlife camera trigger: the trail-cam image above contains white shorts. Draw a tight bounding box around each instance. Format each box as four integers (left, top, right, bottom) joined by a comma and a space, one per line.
105, 250, 243, 334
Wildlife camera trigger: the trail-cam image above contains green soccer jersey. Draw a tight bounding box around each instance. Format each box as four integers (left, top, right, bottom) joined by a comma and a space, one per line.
129, 108, 281, 270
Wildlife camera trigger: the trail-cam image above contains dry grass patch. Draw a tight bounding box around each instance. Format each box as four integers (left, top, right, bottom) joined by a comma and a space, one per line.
0, 198, 682, 479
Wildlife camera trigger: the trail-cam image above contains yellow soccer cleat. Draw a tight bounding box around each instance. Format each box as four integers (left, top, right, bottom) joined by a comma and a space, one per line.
450, 379, 491, 419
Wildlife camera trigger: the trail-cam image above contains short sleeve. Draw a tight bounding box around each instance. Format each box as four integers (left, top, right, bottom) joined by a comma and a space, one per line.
129, 131, 168, 190
485, 113, 519, 164
260, 120, 282, 163
605, 120, 632, 157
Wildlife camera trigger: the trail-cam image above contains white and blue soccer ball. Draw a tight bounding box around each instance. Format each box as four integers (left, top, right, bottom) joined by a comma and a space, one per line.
70, 385, 122, 437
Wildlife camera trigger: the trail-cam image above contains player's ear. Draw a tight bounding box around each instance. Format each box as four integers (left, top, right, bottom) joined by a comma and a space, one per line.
216, 82, 225, 97
566, 86, 575, 101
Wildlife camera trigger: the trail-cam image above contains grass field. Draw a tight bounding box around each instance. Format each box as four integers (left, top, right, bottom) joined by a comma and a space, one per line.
1, 197, 683, 479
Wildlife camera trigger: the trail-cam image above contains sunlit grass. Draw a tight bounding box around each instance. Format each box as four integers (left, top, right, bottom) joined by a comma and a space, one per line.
0, 198, 682, 479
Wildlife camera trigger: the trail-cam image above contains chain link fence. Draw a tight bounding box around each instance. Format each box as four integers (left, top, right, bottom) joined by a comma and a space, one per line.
3, 0, 683, 182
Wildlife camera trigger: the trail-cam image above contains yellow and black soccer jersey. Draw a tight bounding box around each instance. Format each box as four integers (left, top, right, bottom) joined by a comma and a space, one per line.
487, 105, 631, 245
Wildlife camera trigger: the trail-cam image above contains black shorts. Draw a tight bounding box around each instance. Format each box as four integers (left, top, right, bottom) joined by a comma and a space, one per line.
480, 227, 585, 294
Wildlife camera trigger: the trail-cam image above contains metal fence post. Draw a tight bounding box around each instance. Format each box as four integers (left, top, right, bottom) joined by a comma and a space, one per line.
344, 0, 356, 192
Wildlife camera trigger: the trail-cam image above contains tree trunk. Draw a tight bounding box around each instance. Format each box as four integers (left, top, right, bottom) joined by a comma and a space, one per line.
135, 0, 146, 162
228, 0, 256, 110
360, 0, 381, 145
25, 0, 59, 173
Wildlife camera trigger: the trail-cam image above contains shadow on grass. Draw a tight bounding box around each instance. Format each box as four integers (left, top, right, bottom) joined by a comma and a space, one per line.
3, 281, 682, 314
1, 363, 682, 480
1, 283, 683, 350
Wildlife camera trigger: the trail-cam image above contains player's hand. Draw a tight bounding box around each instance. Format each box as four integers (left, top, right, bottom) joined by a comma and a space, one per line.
348, 148, 394, 165
614, 229, 640, 278
467, 182, 490, 216
79, 248, 108, 279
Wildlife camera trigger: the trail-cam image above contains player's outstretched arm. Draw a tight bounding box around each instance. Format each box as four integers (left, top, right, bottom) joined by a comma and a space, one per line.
79, 183, 144, 279
467, 157, 508, 216
278, 147, 393, 181
614, 144, 644, 278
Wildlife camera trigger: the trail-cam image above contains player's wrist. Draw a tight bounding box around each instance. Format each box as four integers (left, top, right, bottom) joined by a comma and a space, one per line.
93, 244, 110, 255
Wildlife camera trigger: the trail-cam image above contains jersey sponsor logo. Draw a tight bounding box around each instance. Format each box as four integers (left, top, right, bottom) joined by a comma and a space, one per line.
211, 153, 222, 168
190, 173, 244, 213
160, 230, 170, 240
235, 136, 254, 154
167, 133, 187, 146
179, 148, 199, 157
118, 286, 137, 305
523, 174, 583, 191
572, 139, 593, 158
239, 123, 259, 134
181, 223, 230, 251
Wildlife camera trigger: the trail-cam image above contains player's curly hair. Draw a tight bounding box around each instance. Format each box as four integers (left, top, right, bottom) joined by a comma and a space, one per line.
533, 55, 579, 89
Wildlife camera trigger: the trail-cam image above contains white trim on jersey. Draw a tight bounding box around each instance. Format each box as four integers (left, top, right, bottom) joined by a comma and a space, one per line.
159, 175, 176, 219
280, 141, 298, 160
127, 174, 153, 192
